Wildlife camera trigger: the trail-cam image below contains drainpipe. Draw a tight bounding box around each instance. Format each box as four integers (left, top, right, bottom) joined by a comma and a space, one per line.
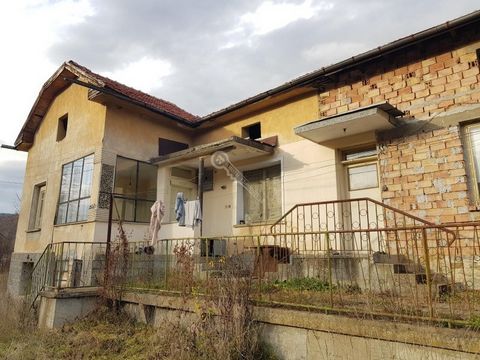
197, 157, 204, 237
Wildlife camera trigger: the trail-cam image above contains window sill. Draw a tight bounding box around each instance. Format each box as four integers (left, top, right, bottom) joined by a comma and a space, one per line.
234, 220, 276, 228
468, 205, 480, 212
26, 228, 41, 233
54, 220, 92, 228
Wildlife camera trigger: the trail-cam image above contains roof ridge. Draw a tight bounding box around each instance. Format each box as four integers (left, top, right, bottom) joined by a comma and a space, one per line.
67, 60, 199, 122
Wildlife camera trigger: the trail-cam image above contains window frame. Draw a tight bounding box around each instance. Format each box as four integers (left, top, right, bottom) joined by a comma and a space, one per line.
241, 163, 282, 224
113, 156, 157, 223
55, 154, 94, 225
462, 122, 480, 205
342, 146, 379, 192
28, 182, 46, 231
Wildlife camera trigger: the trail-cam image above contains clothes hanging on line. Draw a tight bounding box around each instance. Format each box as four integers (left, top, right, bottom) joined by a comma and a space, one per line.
175, 192, 185, 226
149, 200, 165, 245
184, 200, 202, 228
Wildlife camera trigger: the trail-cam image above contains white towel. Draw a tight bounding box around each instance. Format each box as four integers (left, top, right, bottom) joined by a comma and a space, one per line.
149, 200, 165, 245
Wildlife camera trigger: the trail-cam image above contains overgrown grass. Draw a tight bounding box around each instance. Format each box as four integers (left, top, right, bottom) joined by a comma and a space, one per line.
269, 277, 332, 292
468, 316, 480, 331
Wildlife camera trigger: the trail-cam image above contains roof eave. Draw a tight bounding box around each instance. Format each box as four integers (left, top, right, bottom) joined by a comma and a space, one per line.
197, 10, 480, 124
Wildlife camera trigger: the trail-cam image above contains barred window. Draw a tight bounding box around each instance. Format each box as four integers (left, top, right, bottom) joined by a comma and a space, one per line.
56, 154, 94, 224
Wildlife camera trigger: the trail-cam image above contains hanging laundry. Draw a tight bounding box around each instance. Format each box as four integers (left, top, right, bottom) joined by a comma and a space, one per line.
175, 192, 186, 226
184, 200, 202, 229
149, 200, 165, 246
194, 199, 202, 226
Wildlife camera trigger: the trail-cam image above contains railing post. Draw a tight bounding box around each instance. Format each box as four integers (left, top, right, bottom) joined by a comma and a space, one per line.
57, 242, 64, 290
422, 228, 434, 319
104, 192, 114, 288
326, 232, 333, 308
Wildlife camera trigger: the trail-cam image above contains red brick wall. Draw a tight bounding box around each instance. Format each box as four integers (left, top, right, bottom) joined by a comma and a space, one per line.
318, 40, 480, 223
378, 126, 475, 223
319, 43, 480, 120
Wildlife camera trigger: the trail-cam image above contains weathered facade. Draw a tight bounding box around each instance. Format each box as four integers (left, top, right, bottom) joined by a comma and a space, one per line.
6, 11, 480, 297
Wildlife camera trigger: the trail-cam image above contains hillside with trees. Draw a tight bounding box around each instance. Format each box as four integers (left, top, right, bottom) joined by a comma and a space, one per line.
0, 214, 18, 271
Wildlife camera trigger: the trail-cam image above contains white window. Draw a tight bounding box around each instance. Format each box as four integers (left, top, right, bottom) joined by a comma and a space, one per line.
56, 154, 94, 224
343, 148, 378, 191
242, 164, 281, 223
29, 183, 46, 230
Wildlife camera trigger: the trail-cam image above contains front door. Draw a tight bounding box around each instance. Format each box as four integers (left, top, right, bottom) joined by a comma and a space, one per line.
342, 147, 382, 252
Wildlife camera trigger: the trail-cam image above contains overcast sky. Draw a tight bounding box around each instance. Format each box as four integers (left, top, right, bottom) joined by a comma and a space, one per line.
0, 0, 478, 213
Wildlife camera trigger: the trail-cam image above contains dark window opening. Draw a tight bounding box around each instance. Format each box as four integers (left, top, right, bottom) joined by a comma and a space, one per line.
476, 48, 480, 66
158, 138, 188, 156
242, 123, 261, 140
57, 114, 68, 141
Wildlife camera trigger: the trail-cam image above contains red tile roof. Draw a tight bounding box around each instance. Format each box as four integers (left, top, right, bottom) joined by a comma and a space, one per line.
68, 60, 199, 122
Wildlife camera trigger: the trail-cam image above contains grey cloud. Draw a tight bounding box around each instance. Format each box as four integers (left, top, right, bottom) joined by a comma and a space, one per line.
48, 0, 480, 115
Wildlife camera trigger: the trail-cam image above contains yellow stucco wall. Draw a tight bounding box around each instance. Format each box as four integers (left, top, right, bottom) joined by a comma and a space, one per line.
99, 104, 196, 241
193, 93, 319, 146
103, 106, 193, 163
15, 84, 106, 253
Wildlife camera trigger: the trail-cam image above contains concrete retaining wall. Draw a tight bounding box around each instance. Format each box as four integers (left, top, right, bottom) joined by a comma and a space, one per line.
36, 288, 480, 359
120, 291, 480, 360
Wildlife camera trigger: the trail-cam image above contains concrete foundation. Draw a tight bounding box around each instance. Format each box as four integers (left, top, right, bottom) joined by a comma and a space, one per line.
120, 291, 480, 360
7, 252, 41, 297
37, 287, 100, 329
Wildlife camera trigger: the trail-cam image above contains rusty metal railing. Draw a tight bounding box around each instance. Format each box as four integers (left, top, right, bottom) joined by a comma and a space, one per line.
270, 198, 456, 244
28, 241, 107, 307
107, 223, 479, 323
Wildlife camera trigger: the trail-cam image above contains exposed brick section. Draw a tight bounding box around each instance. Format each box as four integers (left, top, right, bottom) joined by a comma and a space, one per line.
378, 126, 479, 224
318, 43, 480, 121
317, 36, 480, 224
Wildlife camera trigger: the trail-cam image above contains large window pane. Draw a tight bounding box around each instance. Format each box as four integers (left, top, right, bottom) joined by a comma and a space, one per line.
112, 198, 135, 222
136, 200, 154, 223
78, 198, 90, 221
114, 157, 137, 196
59, 163, 72, 203
66, 200, 79, 223
56, 203, 68, 225
69, 159, 83, 200
56, 154, 94, 224
80, 155, 94, 198
138, 162, 157, 200
113, 156, 157, 223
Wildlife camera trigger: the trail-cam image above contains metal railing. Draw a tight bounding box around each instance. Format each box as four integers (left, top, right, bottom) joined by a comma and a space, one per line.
28, 241, 108, 306
270, 198, 456, 244
106, 223, 479, 322
27, 198, 480, 323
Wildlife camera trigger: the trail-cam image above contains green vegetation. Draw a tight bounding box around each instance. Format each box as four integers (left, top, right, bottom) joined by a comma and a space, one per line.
468, 316, 480, 331
268, 277, 332, 292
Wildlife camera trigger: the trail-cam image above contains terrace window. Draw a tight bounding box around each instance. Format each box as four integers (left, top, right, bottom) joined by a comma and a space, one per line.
113, 156, 157, 223
56, 154, 94, 224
